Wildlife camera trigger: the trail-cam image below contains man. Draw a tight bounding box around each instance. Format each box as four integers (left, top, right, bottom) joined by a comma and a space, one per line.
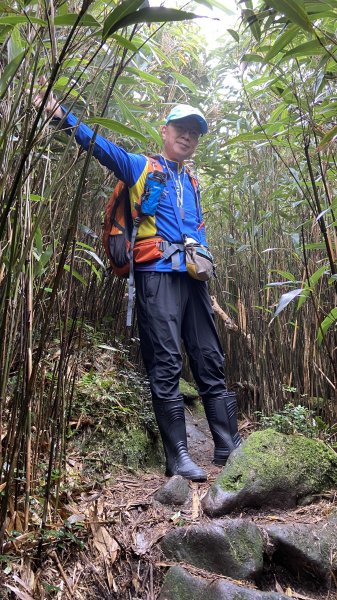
42, 96, 241, 481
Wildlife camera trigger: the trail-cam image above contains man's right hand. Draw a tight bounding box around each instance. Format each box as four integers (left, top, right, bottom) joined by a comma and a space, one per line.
33, 76, 63, 119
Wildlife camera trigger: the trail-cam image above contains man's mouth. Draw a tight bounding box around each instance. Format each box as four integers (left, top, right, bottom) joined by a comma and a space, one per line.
177, 142, 190, 150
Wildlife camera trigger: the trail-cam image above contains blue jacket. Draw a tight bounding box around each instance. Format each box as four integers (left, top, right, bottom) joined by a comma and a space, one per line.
60, 110, 207, 272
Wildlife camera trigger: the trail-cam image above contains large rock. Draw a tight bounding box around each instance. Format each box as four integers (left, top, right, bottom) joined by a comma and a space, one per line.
154, 475, 189, 506
159, 566, 289, 600
160, 519, 264, 580
264, 516, 337, 585
202, 429, 337, 517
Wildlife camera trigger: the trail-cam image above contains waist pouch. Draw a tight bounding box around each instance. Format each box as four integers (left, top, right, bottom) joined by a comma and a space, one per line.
185, 244, 214, 281
133, 237, 164, 263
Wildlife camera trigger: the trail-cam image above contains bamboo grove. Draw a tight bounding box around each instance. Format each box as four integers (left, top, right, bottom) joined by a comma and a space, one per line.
0, 0, 337, 543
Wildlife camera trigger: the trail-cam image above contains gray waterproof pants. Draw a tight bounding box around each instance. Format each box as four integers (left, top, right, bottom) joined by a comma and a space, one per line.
135, 271, 226, 400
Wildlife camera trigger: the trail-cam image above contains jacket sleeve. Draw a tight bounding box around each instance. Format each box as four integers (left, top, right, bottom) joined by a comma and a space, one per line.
57, 107, 147, 188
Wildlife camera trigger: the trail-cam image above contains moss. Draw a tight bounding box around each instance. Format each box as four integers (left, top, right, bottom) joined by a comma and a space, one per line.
179, 378, 199, 399
216, 428, 337, 494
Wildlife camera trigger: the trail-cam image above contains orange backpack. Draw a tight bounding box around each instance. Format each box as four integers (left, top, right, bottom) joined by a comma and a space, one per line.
102, 157, 163, 277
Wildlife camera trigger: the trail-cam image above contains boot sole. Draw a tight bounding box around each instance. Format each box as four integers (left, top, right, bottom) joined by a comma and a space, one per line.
165, 469, 207, 482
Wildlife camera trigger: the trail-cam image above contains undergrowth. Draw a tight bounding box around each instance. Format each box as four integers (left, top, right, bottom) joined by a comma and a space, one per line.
255, 403, 337, 449
71, 350, 162, 475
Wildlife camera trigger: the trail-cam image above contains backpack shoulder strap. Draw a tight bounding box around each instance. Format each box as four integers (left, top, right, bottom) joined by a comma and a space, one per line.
146, 155, 163, 173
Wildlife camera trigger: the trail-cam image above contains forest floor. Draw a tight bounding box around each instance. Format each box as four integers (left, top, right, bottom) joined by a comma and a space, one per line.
2, 406, 336, 600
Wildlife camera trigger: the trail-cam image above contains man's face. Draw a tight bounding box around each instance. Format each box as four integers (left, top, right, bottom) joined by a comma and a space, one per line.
161, 117, 201, 162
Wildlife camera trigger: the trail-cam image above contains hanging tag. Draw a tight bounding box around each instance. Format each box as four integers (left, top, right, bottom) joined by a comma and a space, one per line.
179, 207, 185, 219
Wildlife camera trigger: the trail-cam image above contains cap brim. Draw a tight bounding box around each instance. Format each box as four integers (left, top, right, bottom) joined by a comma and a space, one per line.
167, 114, 208, 134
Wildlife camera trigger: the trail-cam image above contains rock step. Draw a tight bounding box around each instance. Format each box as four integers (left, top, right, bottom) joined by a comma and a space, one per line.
159, 566, 290, 600
160, 517, 337, 587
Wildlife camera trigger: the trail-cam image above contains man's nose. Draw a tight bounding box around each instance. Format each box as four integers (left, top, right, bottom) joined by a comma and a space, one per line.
181, 129, 191, 139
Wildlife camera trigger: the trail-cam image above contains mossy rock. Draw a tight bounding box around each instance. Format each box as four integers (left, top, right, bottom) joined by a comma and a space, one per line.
159, 566, 290, 600
179, 378, 199, 401
161, 520, 264, 580
202, 429, 337, 517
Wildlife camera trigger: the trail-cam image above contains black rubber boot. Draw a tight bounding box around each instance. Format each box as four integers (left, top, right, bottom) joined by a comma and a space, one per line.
152, 396, 207, 482
203, 392, 241, 466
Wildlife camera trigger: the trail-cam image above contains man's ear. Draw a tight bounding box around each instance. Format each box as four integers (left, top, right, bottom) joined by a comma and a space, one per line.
161, 124, 167, 140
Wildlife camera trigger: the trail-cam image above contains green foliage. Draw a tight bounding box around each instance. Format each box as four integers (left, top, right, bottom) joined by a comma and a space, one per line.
256, 403, 318, 437
256, 403, 337, 447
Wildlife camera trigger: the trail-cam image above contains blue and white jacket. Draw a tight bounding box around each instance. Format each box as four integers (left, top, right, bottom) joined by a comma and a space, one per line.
59, 110, 207, 272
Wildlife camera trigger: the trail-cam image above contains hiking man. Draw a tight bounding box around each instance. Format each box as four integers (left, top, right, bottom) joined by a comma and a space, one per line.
39, 93, 241, 481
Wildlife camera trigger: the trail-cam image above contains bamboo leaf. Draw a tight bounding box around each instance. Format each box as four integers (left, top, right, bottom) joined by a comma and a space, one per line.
171, 71, 197, 93
8, 26, 24, 61
266, 0, 313, 32
126, 66, 165, 86
63, 264, 87, 285
102, 0, 145, 40
85, 117, 147, 143
54, 14, 100, 27
282, 39, 326, 59
271, 269, 297, 282
0, 49, 25, 97
317, 307, 337, 346
77, 248, 105, 269
0, 15, 46, 25
227, 28, 239, 42
318, 123, 337, 148
264, 24, 298, 61
103, 7, 203, 39
241, 53, 265, 63
271, 288, 304, 322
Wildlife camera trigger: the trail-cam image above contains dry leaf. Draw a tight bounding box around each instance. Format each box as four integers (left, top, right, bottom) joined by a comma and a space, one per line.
266, 515, 286, 522
66, 514, 86, 525
285, 588, 293, 597
275, 579, 284, 593
90, 523, 119, 563
4, 585, 34, 600
0, 482, 6, 492
191, 486, 200, 520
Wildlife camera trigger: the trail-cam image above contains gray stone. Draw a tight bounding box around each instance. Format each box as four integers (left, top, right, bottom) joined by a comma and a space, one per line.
160, 519, 264, 580
264, 520, 337, 584
202, 429, 337, 517
154, 475, 189, 505
159, 566, 290, 600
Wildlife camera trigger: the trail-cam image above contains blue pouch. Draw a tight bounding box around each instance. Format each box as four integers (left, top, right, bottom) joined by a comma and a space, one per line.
140, 170, 167, 216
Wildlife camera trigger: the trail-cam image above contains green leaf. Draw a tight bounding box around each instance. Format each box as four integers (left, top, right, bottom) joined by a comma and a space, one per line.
8, 26, 24, 61
111, 33, 140, 52
264, 24, 298, 61
54, 13, 100, 27
85, 117, 147, 143
102, 0, 146, 39
266, 0, 313, 32
318, 123, 337, 147
241, 53, 265, 63
317, 307, 337, 346
126, 66, 165, 87
0, 15, 46, 25
271, 288, 304, 322
282, 39, 326, 59
0, 49, 25, 97
77, 248, 105, 269
271, 269, 297, 282
227, 28, 239, 42
63, 264, 87, 285
171, 71, 197, 93
103, 7, 202, 39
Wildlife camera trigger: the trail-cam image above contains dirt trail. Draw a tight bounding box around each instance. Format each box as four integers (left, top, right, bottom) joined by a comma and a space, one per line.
1, 410, 335, 599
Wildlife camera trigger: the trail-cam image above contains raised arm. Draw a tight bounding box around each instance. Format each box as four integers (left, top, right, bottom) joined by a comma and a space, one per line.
34, 82, 147, 187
